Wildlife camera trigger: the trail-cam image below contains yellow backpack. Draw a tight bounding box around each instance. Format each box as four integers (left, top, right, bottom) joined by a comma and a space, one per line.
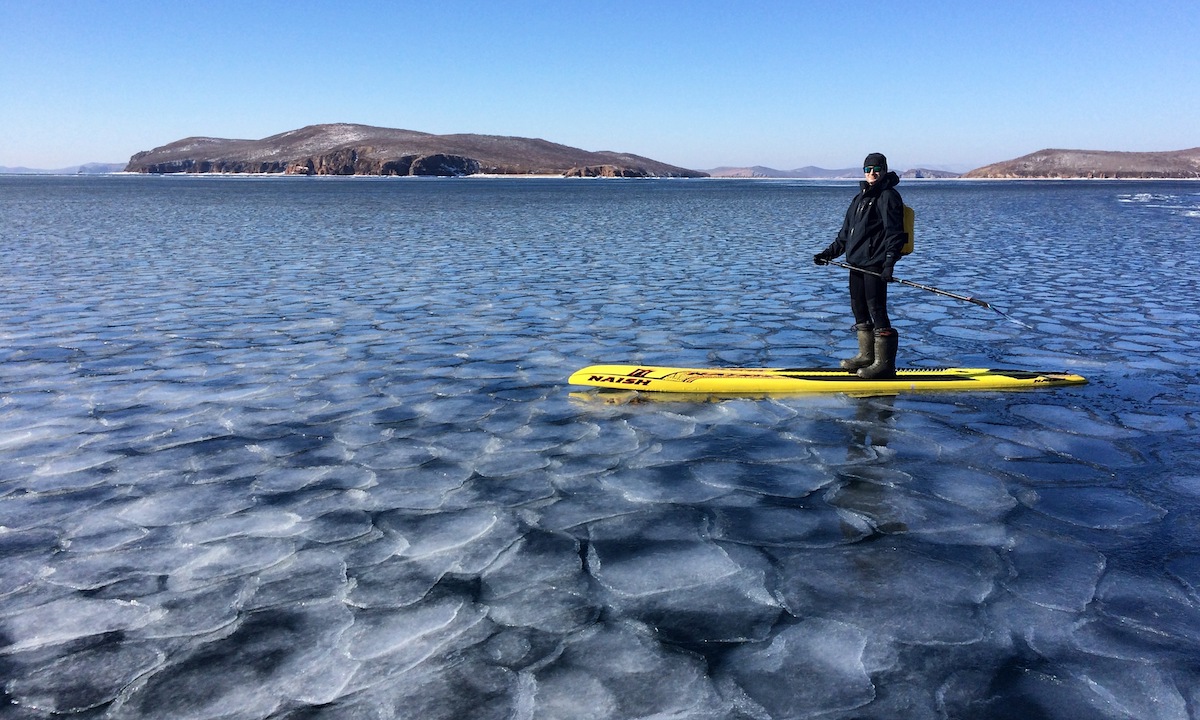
901, 204, 915, 255
875, 197, 915, 255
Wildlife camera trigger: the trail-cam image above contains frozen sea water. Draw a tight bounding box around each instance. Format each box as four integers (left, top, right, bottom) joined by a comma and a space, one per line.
1, 175, 1199, 718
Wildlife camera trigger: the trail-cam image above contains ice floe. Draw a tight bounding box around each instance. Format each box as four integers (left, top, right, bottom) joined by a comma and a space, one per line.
3, 176, 1200, 717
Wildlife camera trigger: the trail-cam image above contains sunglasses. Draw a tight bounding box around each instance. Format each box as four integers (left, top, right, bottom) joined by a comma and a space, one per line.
863, 165, 885, 174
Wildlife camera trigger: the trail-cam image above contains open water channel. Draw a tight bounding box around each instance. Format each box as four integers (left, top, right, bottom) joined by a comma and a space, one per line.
2, 175, 1199, 718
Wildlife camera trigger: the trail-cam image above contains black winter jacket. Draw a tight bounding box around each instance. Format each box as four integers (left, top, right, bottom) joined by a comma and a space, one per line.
820, 171, 906, 269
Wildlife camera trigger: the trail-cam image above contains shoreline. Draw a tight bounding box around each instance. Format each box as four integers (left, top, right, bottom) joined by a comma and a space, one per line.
4, 172, 1198, 181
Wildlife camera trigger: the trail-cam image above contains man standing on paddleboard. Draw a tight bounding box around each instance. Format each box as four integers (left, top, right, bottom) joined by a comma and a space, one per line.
812, 152, 907, 379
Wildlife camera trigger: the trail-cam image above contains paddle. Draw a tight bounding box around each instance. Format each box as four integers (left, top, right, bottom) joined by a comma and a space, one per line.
823, 260, 1032, 329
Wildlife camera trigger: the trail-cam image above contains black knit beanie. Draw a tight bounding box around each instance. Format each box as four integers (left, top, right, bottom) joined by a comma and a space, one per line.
863, 153, 888, 171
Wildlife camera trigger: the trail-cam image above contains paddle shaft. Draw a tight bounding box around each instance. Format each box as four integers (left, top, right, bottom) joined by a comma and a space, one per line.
824, 260, 1031, 328
825, 260, 992, 308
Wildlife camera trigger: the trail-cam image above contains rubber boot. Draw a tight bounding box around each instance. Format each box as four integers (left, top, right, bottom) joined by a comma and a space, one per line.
839, 323, 875, 371
857, 328, 898, 379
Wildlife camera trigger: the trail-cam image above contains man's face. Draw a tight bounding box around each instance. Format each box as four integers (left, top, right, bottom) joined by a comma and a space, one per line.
864, 165, 884, 185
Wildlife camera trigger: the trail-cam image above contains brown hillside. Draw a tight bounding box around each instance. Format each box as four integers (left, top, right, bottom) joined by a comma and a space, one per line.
124, 123, 706, 178
963, 148, 1200, 179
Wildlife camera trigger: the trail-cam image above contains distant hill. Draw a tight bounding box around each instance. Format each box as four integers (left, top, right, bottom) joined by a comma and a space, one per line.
78, 163, 127, 174
123, 124, 706, 178
899, 168, 961, 179
705, 165, 959, 179
0, 162, 124, 175
963, 148, 1200, 178
706, 166, 858, 179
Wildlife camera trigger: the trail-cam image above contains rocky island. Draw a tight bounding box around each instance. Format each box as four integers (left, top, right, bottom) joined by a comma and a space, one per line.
964, 148, 1200, 179
124, 124, 707, 178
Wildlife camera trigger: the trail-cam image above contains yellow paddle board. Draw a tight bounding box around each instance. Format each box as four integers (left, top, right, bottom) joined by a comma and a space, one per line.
568, 365, 1087, 395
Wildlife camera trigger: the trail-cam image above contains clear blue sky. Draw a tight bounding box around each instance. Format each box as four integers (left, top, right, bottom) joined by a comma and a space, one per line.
2, 0, 1197, 171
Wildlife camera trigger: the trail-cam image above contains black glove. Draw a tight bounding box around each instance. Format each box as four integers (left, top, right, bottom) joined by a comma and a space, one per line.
880, 253, 897, 282
813, 251, 833, 266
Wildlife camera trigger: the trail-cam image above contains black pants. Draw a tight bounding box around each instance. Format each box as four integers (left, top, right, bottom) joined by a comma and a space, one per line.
849, 268, 890, 329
